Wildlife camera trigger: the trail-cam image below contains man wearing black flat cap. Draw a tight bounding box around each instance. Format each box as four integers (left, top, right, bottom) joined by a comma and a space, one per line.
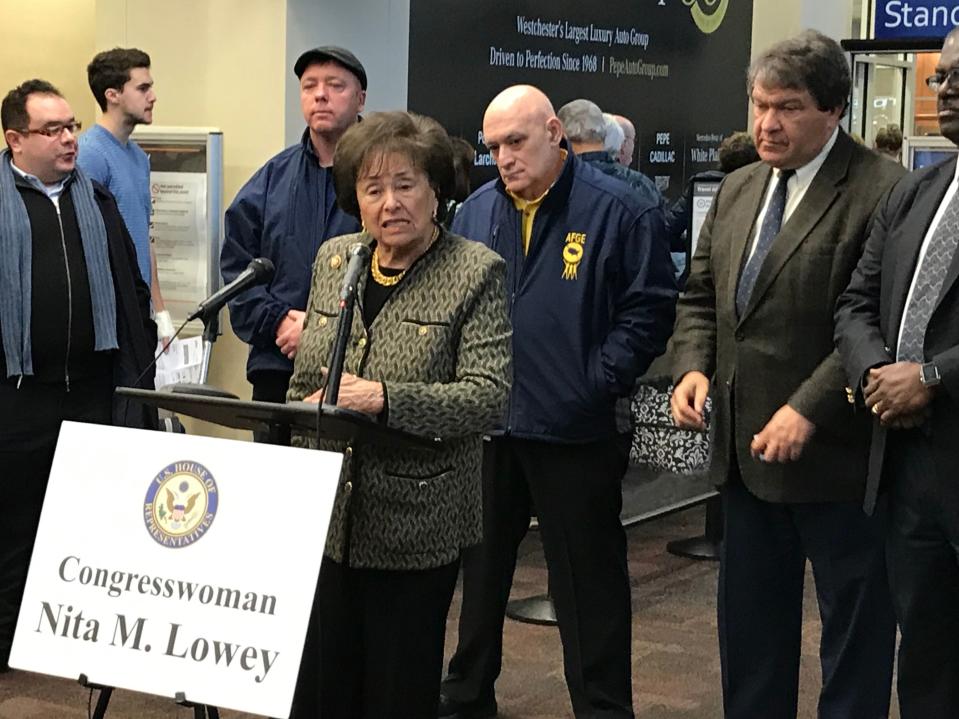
221, 46, 367, 423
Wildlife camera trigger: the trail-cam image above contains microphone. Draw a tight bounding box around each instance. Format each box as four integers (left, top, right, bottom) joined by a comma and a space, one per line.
188, 257, 275, 322
338, 243, 372, 305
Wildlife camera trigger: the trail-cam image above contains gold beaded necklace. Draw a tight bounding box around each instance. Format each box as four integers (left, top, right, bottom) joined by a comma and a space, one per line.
370, 225, 439, 287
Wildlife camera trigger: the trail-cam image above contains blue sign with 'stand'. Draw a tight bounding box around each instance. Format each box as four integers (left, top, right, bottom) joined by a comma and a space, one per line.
875, 0, 959, 40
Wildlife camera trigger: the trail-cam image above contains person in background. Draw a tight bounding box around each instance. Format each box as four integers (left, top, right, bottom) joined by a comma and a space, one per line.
220, 46, 366, 426
612, 113, 636, 167
557, 98, 663, 212
0, 79, 157, 672
603, 111, 624, 161
78, 47, 172, 348
664, 131, 760, 252
285, 111, 511, 718
442, 135, 475, 228
440, 84, 676, 719
874, 124, 903, 162
670, 31, 903, 718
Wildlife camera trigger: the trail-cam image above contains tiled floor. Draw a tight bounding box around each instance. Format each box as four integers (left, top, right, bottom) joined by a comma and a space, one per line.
0, 505, 898, 718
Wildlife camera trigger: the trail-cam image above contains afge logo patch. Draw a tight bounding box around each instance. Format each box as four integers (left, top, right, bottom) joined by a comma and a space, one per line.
562, 232, 586, 280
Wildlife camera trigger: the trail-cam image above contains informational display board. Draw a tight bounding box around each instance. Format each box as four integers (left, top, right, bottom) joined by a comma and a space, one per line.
408, 0, 753, 200
903, 133, 959, 169
133, 127, 224, 333
10, 422, 340, 718
691, 179, 721, 257
874, 0, 959, 41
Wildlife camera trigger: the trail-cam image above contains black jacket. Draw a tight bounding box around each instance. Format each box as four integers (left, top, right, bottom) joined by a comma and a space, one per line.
0, 174, 158, 436
835, 156, 959, 514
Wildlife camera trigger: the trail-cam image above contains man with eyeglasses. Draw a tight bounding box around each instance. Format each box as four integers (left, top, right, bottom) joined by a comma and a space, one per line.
670, 31, 904, 718
220, 46, 365, 426
835, 27, 959, 719
0, 79, 157, 672
78, 48, 172, 350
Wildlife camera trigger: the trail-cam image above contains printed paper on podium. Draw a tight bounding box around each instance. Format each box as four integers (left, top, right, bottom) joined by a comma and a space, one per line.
9, 422, 341, 718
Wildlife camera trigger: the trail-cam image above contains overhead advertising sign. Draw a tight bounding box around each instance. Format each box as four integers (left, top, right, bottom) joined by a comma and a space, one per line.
10, 422, 341, 718
408, 0, 753, 200
874, 0, 959, 40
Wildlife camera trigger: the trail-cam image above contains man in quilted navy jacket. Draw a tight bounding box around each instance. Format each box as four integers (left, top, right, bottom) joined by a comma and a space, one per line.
220, 47, 366, 421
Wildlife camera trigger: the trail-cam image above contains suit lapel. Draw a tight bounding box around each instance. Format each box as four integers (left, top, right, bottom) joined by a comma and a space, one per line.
888, 161, 955, 337
736, 132, 852, 325
727, 164, 773, 313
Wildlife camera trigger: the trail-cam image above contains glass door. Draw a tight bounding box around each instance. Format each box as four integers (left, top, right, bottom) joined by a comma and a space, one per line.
849, 53, 912, 146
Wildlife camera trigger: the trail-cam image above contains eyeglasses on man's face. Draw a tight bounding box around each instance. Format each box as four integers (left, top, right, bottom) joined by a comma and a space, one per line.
15, 121, 82, 139
926, 68, 959, 91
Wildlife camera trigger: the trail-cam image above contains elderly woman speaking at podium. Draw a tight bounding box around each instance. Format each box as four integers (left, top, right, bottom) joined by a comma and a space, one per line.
285, 111, 511, 718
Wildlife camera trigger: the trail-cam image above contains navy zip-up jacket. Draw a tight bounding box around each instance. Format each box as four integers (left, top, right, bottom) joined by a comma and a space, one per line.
452, 148, 677, 443
221, 129, 360, 378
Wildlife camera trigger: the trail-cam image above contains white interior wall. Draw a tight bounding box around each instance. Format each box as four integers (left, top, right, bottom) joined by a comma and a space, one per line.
285, 0, 411, 146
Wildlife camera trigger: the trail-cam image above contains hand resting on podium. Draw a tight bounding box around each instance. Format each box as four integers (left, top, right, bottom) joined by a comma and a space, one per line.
304, 367, 384, 416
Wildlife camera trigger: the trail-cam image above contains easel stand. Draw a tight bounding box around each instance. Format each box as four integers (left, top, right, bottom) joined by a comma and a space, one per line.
79, 674, 220, 718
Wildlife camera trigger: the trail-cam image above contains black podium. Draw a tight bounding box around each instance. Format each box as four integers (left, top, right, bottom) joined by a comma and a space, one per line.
117, 387, 440, 451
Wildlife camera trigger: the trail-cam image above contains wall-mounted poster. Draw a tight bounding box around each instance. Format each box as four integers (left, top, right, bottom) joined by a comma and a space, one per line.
133, 127, 224, 333
408, 0, 753, 201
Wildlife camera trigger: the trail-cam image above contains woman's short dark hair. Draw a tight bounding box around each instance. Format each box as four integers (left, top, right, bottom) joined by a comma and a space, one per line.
748, 30, 850, 116
333, 111, 455, 219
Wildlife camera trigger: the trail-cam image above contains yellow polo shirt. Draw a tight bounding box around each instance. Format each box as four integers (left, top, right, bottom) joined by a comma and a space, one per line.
507, 150, 567, 255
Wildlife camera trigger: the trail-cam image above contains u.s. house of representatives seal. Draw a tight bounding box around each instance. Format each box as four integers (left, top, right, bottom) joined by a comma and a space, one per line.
144, 461, 219, 548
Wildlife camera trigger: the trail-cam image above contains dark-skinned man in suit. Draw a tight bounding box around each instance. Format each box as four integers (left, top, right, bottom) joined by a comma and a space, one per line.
835, 26, 959, 719
670, 30, 904, 718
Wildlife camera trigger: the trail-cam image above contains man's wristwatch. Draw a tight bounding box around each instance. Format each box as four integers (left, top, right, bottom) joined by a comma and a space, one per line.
920, 361, 942, 388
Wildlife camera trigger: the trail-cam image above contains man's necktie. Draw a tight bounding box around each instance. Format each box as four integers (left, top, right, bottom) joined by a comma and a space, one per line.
736, 169, 794, 317
897, 186, 959, 362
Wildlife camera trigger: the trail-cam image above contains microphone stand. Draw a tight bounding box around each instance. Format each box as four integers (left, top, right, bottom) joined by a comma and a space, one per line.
166, 308, 237, 399
325, 244, 370, 406
325, 294, 356, 406
198, 308, 219, 385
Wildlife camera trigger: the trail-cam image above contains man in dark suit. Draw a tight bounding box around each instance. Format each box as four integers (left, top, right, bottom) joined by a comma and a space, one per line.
670, 31, 904, 718
834, 27, 959, 719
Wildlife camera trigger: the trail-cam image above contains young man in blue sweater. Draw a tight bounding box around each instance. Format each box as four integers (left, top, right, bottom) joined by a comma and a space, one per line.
78, 47, 171, 347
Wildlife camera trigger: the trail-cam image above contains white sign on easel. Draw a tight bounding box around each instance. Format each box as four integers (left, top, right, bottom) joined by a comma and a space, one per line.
10, 422, 341, 718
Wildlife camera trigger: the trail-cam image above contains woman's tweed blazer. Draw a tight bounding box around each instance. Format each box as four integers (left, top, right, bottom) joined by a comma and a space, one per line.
288, 230, 512, 570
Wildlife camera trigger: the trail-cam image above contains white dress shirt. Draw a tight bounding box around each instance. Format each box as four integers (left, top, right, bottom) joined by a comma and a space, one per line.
746, 127, 839, 261
9, 158, 68, 209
